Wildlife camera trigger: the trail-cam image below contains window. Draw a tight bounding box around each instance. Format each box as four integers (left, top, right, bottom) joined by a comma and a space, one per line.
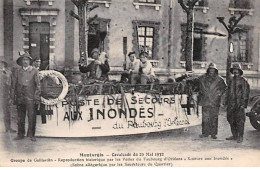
193, 28, 203, 61
138, 27, 154, 58
232, 30, 251, 62
133, 0, 161, 10
181, 23, 208, 62
195, 0, 205, 6
229, 0, 254, 15
87, 18, 110, 57
132, 21, 160, 60
138, 0, 155, 3
232, 0, 252, 9
194, 0, 209, 13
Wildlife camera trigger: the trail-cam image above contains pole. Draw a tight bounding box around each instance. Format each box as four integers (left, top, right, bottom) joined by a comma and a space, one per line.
123, 37, 127, 70
185, 9, 194, 72
168, 0, 173, 69
78, 1, 87, 61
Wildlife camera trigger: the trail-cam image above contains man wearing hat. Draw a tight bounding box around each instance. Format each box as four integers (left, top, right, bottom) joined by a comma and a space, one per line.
12, 52, 41, 141
79, 48, 110, 82
226, 63, 250, 143
132, 51, 155, 85
120, 51, 140, 83
188, 63, 227, 139
0, 57, 16, 133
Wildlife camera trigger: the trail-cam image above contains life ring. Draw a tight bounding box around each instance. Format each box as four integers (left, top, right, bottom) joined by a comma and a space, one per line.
39, 70, 69, 105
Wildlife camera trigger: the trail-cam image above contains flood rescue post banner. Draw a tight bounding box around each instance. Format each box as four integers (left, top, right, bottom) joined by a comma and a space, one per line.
36, 93, 201, 137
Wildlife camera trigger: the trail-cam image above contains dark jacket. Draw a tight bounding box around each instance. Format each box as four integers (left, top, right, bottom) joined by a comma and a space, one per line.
1, 69, 12, 96
79, 60, 110, 81
227, 76, 250, 108
12, 66, 41, 104
195, 74, 227, 107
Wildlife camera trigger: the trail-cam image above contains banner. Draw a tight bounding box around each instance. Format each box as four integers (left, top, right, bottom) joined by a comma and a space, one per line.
36, 93, 201, 137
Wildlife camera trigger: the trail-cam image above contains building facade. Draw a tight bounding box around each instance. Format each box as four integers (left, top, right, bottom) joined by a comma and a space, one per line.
2, 0, 260, 88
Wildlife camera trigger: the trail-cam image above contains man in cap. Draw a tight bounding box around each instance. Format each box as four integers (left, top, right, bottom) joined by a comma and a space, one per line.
120, 51, 140, 83
132, 51, 155, 85
12, 51, 41, 141
79, 48, 110, 82
0, 57, 16, 133
226, 63, 250, 143
188, 63, 227, 139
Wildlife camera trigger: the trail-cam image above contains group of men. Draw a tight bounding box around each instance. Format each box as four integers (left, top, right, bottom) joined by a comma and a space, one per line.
120, 51, 155, 85
190, 62, 250, 143
81, 49, 251, 143
0, 47, 251, 143
0, 52, 41, 141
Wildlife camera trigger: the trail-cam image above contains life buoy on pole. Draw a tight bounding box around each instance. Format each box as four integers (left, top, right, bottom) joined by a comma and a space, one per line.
39, 70, 69, 105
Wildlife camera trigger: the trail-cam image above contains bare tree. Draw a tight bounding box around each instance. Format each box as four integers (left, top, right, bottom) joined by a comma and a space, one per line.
178, 0, 199, 72
217, 12, 246, 85
178, 0, 199, 115
70, 0, 99, 66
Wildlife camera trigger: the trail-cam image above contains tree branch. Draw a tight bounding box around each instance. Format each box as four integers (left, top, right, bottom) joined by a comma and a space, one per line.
70, 10, 79, 20
71, 0, 79, 7
87, 14, 98, 24
178, 0, 188, 13
88, 4, 99, 12
233, 12, 246, 28
217, 17, 230, 32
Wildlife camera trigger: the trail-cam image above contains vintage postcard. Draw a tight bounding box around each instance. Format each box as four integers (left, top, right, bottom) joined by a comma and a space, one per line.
0, 0, 259, 167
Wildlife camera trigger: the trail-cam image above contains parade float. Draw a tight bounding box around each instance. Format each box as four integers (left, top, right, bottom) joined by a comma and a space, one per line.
35, 70, 201, 137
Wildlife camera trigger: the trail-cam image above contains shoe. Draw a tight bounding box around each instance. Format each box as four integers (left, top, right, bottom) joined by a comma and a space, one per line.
237, 137, 243, 143
30, 137, 36, 142
14, 136, 24, 140
199, 134, 208, 138
211, 135, 217, 139
226, 136, 237, 140
6, 129, 16, 133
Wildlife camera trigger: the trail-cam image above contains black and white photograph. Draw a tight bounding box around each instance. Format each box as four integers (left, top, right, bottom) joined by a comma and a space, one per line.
0, 0, 259, 167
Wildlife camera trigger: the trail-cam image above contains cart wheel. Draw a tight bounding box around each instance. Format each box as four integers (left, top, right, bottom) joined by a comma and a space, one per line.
249, 116, 260, 131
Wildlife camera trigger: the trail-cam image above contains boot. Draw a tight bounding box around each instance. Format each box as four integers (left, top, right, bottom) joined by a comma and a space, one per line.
30, 137, 36, 142
14, 136, 24, 140
237, 136, 243, 143
211, 135, 217, 139
199, 134, 208, 138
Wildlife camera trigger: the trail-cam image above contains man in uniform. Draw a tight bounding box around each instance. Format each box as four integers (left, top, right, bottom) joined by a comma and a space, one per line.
188, 63, 227, 139
12, 52, 41, 141
226, 63, 250, 143
0, 57, 16, 133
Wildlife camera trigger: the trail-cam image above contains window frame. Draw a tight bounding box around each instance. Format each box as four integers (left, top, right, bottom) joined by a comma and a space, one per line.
132, 20, 160, 60
231, 25, 253, 63
180, 23, 208, 64
137, 0, 156, 4
229, 0, 254, 15
138, 26, 155, 59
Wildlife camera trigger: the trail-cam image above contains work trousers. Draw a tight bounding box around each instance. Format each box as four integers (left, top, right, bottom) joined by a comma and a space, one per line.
17, 101, 36, 137
227, 106, 245, 138
202, 106, 219, 136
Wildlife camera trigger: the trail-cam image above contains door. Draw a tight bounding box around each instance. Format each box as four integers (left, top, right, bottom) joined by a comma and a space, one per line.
29, 22, 50, 70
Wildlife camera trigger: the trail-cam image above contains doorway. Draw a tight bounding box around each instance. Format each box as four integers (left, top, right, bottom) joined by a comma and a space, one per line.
29, 22, 50, 70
